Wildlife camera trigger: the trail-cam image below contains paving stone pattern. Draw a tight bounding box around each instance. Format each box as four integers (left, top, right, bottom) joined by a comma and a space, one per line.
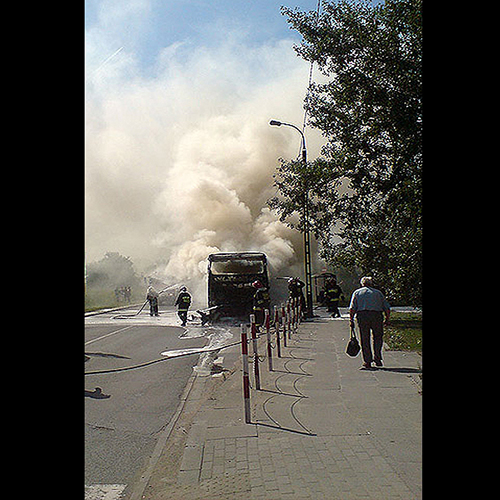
142, 312, 422, 499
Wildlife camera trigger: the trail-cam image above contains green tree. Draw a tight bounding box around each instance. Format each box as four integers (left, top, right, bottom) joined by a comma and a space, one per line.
86, 252, 139, 289
270, 0, 422, 306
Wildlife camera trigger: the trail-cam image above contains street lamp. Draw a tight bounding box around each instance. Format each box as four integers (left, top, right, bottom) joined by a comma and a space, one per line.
269, 119, 314, 319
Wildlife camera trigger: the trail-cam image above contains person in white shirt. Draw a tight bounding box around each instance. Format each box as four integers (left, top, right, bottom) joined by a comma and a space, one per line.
349, 276, 390, 369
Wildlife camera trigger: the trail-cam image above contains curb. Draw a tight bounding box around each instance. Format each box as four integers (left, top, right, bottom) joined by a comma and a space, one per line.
128, 335, 242, 500
128, 369, 199, 500
84, 303, 144, 317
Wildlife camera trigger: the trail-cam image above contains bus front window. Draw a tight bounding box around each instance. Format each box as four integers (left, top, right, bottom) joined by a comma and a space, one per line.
211, 259, 264, 275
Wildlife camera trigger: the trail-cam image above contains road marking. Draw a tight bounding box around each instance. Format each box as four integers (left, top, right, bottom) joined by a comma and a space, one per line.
85, 325, 135, 346
85, 484, 126, 500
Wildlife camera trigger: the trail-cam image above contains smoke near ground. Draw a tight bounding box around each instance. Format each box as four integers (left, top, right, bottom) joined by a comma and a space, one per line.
85, 4, 324, 303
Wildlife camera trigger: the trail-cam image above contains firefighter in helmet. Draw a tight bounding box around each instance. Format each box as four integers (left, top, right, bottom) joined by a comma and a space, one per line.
175, 286, 192, 326
288, 277, 306, 318
252, 280, 270, 327
146, 286, 159, 317
324, 275, 345, 318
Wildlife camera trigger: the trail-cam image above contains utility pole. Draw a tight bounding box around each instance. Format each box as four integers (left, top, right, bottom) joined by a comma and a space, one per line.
270, 120, 313, 318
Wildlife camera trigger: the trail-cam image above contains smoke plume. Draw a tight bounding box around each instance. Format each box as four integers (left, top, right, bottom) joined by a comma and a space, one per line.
85, 11, 324, 302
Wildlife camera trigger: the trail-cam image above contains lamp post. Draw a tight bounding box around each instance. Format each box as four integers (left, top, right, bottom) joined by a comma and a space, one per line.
269, 120, 314, 319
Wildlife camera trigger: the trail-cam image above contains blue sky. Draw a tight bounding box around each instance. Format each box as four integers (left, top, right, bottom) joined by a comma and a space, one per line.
85, 0, 320, 72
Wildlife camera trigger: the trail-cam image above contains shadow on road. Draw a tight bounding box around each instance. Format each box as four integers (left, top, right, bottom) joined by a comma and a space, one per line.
378, 367, 422, 374
85, 387, 111, 399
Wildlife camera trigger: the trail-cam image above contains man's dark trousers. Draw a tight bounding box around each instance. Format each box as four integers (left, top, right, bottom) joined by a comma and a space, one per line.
356, 310, 384, 364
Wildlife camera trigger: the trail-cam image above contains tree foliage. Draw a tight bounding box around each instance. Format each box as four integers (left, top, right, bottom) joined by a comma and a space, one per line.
86, 252, 140, 289
270, 0, 422, 306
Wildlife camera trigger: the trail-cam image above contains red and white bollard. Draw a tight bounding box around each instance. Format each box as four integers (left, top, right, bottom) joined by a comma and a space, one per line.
265, 309, 272, 371
281, 305, 287, 347
292, 297, 298, 332
286, 300, 292, 339
274, 305, 281, 358
240, 324, 251, 423
250, 313, 261, 390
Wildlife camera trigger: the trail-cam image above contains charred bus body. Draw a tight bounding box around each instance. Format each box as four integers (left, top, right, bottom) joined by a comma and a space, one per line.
208, 252, 269, 319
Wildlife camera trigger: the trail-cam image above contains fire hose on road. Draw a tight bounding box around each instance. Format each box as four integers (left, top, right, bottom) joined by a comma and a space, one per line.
111, 284, 180, 319
86, 298, 301, 379
84, 340, 241, 376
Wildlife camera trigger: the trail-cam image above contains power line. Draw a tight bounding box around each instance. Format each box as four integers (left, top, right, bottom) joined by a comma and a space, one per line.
300, 0, 322, 153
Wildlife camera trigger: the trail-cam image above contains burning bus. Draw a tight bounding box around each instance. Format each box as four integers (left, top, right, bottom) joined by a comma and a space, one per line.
207, 252, 269, 319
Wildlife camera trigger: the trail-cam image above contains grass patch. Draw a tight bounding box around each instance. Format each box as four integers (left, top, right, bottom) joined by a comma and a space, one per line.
84, 288, 144, 312
385, 311, 422, 352
85, 289, 122, 312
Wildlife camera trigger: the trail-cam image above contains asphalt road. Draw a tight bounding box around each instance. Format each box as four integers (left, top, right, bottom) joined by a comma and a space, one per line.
84, 305, 221, 499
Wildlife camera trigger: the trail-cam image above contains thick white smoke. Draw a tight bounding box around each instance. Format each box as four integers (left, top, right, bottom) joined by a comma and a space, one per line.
152, 107, 306, 291
85, 7, 324, 303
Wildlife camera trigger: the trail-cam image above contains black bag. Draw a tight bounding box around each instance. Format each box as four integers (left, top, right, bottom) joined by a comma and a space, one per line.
346, 326, 361, 357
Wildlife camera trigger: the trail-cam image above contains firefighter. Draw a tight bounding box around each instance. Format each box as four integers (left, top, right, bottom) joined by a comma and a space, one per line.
146, 286, 159, 317
175, 286, 192, 327
324, 275, 345, 318
288, 277, 306, 318
252, 280, 270, 327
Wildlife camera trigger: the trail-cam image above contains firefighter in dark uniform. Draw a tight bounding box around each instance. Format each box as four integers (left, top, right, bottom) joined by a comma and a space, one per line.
146, 286, 159, 316
324, 276, 344, 318
252, 280, 270, 327
288, 277, 306, 317
175, 286, 192, 326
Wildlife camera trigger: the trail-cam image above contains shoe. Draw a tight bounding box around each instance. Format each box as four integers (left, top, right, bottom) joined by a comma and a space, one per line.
374, 360, 383, 367
360, 362, 372, 370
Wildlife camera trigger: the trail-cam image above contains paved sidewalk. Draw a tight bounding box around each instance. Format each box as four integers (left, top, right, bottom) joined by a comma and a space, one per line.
139, 311, 422, 499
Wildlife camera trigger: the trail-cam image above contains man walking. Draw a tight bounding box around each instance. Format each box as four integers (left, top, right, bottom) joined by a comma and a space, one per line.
349, 276, 390, 369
